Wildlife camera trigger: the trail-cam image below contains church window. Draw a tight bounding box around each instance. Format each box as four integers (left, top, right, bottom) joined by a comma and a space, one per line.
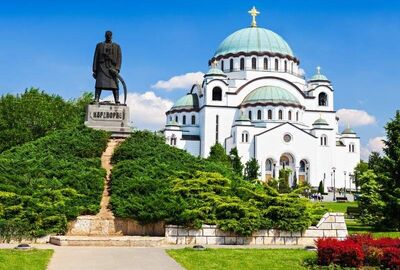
319, 92, 328, 106
268, 109, 272, 120
191, 115, 196, 125
320, 135, 328, 146
275, 59, 279, 71
175, 115, 178, 122
284, 60, 288, 72
170, 135, 177, 146
230, 59, 234, 71
221, 60, 224, 71
169, 116, 172, 121
278, 110, 283, 120
212, 87, 222, 101
264, 58, 268, 70
182, 115, 186, 125
283, 133, 292, 143
291, 62, 294, 73
252, 57, 257, 69
349, 143, 355, 153
257, 110, 262, 120
233, 131, 236, 143
241, 131, 249, 143
266, 159, 273, 171
299, 160, 306, 172
240, 58, 245, 70
296, 111, 299, 121
216, 115, 219, 143
248, 110, 252, 120
288, 111, 292, 120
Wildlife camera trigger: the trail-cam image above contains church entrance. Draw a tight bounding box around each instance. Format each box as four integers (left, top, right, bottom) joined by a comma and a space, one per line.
279, 153, 295, 186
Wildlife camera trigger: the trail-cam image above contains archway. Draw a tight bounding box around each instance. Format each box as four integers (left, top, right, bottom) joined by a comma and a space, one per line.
279, 153, 295, 186
298, 159, 310, 184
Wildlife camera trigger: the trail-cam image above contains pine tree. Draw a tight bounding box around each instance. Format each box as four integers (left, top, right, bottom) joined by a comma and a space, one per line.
207, 143, 231, 166
229, 147, 244, 176
244, 158, 260, 181
278, 169, 291, 193
318, 180, 324, 194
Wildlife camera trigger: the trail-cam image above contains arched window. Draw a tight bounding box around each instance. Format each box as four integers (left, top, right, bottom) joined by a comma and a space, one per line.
349, 143, 355, 153
252, 57, 257, 69
191, 115, 196, 125
257, 110, 262, 120
278, 110, 283, 120
229, 59, 234, 71
288, 111, 292, 121
264, 58, 268, 70
240, 58, 245, 70
242, 131, 249, 143
248, 110, 252, 120
284, 60, 287, 72
275, 59, 279, 71
175, 115, 178, 122
221, 60, 224, 71
318, 92, 328, 106
291, 62, 294, 73
299, 160, 306, 172
296, 111, 299, 121
216, 115, 219, 143
170, 134, 177, 146
182, 115, 186, 125
212, 87, 222, 101
169, 116, 172, 121
266, 159, 273, 171
268, 109, 272, 120
320, 135, 328, 146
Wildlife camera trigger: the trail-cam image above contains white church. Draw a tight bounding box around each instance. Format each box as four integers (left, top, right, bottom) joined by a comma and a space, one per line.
164, 7, 360, 189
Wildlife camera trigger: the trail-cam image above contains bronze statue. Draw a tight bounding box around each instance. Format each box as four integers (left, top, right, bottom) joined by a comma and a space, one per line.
92, 31, 126, 104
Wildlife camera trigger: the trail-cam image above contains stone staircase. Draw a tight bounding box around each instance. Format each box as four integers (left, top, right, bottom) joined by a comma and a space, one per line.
50, 138, 166, 246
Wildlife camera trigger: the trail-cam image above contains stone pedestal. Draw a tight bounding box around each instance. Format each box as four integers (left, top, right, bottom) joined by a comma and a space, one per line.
85, 103, 131, 137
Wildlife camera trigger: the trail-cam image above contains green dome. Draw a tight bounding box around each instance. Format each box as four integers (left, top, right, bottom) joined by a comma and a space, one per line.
342, 127, 356, 135
214, 27, 294, 57
313, 117, 328, 126
309, 67, 329, 82
236, 113, 250, 122
171, 94, 199, 110
205, 67, 226, 77
242, 86, 300, 106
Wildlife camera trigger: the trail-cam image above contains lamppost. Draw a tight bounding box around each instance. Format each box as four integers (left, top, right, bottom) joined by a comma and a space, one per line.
344, 171, 347, 198
330, 172, 333, 192
332, 167, 336, 201
349, 173, 353, 194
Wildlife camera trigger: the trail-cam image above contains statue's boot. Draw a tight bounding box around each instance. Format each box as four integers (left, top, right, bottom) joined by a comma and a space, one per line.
113, 89, 120, 105
95, 89, 101, 103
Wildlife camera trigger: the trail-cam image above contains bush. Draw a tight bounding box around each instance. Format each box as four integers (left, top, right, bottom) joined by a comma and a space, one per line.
110, 131, 321, 236
316, 235, 400, 269
0, 127, 109, 240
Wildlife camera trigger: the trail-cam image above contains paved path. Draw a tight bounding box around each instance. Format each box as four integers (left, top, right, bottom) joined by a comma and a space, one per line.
47, 246, 184, 270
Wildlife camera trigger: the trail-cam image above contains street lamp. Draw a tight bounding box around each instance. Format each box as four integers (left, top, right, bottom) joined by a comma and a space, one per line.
349, 173, 353, 194
332, 167, 336, 201
323, 173, 326, 193
344, 171, 347, 198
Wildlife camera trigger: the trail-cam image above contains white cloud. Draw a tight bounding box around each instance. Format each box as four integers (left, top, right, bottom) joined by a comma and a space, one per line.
336, 109, 376, 127
361, 136, 385, 160
104, 91, 173, 130
151, 72, 204, 91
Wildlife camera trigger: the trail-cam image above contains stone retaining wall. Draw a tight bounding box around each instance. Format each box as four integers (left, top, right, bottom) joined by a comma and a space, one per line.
165, 213, 347, 246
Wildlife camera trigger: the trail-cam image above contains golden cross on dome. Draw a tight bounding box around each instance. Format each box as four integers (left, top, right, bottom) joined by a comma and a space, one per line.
212, 60, 218, 68
248, 6, 260, 27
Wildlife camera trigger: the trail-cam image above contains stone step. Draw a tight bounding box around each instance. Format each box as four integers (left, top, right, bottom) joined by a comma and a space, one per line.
50, 236, 166, 247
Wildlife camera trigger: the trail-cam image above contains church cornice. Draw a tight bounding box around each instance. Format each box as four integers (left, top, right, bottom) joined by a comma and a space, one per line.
240, 102, 305, 110
209, 51, 300, 65
308, 84, 334, 92
254, 122, 317, 139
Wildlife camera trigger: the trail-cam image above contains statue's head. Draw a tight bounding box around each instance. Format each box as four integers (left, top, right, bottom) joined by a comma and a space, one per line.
105, 31, 112, 43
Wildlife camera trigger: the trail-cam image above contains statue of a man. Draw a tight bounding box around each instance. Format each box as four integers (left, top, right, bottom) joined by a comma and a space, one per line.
92, 31, 122, 104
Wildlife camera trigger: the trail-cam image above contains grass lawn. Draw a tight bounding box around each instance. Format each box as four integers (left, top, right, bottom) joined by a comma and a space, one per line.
346, 219, 400, 238
318, 201, 357, 213
0, 249, 53, 270
167, 248, 315, 270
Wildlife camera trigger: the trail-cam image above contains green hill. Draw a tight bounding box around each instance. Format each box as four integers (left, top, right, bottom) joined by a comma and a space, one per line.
0, 127, 109, 240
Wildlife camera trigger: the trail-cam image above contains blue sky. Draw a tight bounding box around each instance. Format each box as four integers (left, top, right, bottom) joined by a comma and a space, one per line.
1, 0, 399, 158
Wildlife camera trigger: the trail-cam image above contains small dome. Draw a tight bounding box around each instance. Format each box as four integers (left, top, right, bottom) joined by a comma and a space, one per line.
242, 86, 301, 106
342, 127, 356, 135
171, 94, 199, 110
204, 67, 226, 77
166, 119, 180, 126
236, 113, 251, 122
214, 27, 294, 58
313, 117, 328, 126
309, 66, 329, 82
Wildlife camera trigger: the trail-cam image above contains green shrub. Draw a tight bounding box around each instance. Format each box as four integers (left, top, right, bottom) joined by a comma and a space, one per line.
0, 127, 109, 240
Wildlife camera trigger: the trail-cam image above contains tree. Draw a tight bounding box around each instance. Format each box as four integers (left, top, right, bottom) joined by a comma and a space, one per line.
318, 180, 324, 194
278, 169, 291, 193
244, 158, 260, 181
207, 143, 231, 166
0, 88, 91, 153
229, 147, 243, 176
354, 161, 369, 192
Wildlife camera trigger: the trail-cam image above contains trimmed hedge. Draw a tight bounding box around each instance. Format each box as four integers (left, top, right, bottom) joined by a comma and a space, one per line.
110, 131, 323, 236
0, 127, 109, 240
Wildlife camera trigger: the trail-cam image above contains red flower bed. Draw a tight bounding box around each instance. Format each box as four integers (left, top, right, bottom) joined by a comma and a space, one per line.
316, 235, 400, 269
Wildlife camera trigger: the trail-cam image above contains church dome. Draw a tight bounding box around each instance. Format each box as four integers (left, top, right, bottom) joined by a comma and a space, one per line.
309, 67, 329, 82
313, 117, 328, 126
171, 94, 199, 110
242, 86, 301, 107
214, 27, 294, 58
204, 67, 226, 77
342, 127, 356, 135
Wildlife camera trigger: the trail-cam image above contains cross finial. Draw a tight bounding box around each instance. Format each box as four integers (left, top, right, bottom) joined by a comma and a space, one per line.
248, 6, 260, 27
317, 66, 321, 74
212, 60, 218, 68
